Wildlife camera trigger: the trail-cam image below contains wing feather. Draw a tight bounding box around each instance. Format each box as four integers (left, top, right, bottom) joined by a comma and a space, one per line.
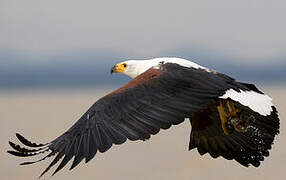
40, 150, 64, 177
16, 133, 47, 147
70, 135, 85, 170
53, 139, 75, 175
8, 63, 236, 176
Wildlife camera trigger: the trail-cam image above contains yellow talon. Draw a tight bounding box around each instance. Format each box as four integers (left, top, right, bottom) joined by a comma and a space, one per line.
217, 101, 230, 135
217, 100, 241, 135
227, 100, 240, 116
226, 100, 234, 113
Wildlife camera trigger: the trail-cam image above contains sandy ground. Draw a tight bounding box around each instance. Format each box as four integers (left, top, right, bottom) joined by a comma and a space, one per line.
0, 86, 285, 180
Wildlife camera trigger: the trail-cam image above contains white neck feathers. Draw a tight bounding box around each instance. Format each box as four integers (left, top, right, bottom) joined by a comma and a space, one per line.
122, 57, 209, 78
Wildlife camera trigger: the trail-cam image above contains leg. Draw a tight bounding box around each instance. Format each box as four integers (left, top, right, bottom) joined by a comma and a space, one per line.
217, 99, 243, 135
217, 101, 230, 135
227, 100, 240, 116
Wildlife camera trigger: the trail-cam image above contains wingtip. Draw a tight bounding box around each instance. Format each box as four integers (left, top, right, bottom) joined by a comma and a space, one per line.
15, 132, 47, 147
8, 141, 14, 147
15, 132, 23, 140
20, 161, 35, 165
38, 173, 44, 179
51, 169, 59, 177
38, 168, 48, 178
7, 150, 14, 155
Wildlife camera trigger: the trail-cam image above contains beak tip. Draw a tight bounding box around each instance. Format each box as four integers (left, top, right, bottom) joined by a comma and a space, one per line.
110, 65, 116, 75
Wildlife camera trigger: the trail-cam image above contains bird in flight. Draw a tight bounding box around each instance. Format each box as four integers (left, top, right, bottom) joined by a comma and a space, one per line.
8, 57, 280, 177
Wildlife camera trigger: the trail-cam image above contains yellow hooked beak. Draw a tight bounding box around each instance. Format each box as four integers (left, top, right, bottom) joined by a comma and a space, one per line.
110, 63, 128, 74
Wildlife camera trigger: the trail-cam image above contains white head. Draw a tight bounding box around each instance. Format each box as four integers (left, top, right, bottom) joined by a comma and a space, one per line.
111, 60, 157, 78
111, 57, 208, 78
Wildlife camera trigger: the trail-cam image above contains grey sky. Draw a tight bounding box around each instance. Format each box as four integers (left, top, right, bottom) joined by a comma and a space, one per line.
1, 0, 286, 64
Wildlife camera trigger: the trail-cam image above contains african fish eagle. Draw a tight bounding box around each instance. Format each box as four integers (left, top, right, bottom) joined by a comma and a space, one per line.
8, 57, 280, 177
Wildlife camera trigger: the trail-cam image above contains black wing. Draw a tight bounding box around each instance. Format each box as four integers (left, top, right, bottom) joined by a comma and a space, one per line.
8, 63, 238, 177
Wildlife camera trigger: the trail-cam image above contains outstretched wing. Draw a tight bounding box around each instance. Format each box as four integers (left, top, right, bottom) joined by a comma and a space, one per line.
8, 63, 240, 177
189, 98, 279, 167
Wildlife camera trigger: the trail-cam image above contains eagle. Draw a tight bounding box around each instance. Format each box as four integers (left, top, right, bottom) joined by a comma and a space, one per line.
8, 57, 280, 177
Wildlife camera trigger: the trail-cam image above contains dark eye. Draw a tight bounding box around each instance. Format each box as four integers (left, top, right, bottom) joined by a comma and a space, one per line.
123, 63, 127, 68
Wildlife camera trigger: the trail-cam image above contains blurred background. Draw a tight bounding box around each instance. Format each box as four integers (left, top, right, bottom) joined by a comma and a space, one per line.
1, 0, 285, 179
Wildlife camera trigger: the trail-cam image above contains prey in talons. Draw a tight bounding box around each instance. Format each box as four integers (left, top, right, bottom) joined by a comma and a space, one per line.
217, 99, 247, 135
